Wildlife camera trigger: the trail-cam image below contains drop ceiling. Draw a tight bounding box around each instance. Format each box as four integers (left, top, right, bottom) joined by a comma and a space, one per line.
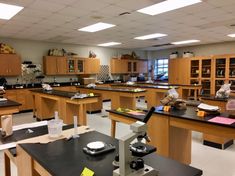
0, 0, 235, 50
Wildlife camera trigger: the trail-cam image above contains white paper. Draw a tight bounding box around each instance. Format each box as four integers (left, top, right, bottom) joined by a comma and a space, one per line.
198, 103, 219, 111
0, 98, 7, 101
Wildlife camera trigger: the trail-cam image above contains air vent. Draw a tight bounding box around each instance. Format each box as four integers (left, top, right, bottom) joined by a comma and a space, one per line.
152, 43, 173, 47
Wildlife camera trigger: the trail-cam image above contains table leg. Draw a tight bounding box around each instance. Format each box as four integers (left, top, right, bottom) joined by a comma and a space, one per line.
111, 120, 116, 138
78, 104, 86, 126
32, 94, 36, 118
4, 152, 11, 176
194, 89, 197, 100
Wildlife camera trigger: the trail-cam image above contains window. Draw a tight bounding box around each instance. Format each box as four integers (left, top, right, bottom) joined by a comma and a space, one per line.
154, 58, 168, 80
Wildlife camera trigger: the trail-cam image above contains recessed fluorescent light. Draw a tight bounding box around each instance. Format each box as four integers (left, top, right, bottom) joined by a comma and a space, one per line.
137, 0, 202, 16
98, 42, 121, 47
78, 22, 115, 32
134, 33, 167, 40
171, 40, 200, 45
227, 34, 235, 38
0, 3, 24, 20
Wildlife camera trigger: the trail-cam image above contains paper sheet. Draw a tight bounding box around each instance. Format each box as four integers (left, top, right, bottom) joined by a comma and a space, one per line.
198, 103, 219, 111
127, 111, 145, 116
208, 116, 235, 125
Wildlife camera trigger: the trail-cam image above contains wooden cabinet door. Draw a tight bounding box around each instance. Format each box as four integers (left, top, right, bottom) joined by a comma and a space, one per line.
0, 56, 9, 76
43, 56, 58, 75
56, 57, 67, 75
0, 54, 21, 76
168, 59, 179, 84
178, 58, 190, 84
84, 58, 100, 74
110, 59, 127, 74
8, 55, 21, 76
132, 61, 137, 73
5, 90, 17, 101
67, 58, 76, 74
137, 60, 148, 73
77, 59, 84, 74
127, 61, 132, 73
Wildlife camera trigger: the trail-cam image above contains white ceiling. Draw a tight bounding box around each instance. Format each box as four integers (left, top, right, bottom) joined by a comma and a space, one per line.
1, 0, 235, 50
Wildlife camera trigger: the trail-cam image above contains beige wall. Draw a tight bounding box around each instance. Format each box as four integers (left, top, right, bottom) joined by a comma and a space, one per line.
0, 37, 147, 84
149, 41, 235, 59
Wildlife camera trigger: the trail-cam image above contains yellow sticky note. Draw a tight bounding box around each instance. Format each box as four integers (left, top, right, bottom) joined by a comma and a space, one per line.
89, 93, 94, 96
81, 167, 94, 176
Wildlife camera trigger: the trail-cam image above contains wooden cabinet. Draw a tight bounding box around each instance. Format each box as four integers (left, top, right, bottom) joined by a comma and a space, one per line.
111, 58, 148, 74
127, 60, 137, 73
189, 57, 213, 96
67, 57, 84, 74
0, 54, 21, 76
170, 54, 235, 95
44, 56, 100, 75
168, 58, 190, 85
110, 59, 128, 74
84, 58, 100, 74
44, 56, 67, 75
137, 60, 148, 73
4, 89, 34, 111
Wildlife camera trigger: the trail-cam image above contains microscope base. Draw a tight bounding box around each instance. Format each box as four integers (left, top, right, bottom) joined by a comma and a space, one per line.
113, 164, 158, 176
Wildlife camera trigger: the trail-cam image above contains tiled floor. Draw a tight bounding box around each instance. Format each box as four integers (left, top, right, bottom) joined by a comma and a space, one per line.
0, 100, 235, 176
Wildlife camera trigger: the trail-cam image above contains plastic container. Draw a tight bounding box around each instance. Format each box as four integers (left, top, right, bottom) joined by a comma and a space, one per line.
47, 119, 63, 138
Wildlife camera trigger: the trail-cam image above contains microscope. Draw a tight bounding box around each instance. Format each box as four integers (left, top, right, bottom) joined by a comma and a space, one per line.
113, 107, 158, 176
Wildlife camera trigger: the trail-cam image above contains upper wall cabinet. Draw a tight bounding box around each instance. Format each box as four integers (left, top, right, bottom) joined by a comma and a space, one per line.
43, 56, 100, 75
84, 58, 100, 74
43, 56, 67, 75
110, 59, 128, 74
110, 58, 148, 74
0, 54, 21, 76
67, 57, 84, 74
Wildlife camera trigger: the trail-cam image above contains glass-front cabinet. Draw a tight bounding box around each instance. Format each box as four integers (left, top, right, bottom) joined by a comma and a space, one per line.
127, 60, 137, 73
67, 57, 84, 74
215, 58, 226, 78
67, 59, 76, 73
190, 60, 199, 78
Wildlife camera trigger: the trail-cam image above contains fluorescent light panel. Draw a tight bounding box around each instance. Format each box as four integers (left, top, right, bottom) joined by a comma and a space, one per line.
79, 22, 115, 32
134, 33, 167, 40
98, 42, 121, 47
0, 3, 24, 20
228, 34, 235, 38
137, 0, 202, 16
171, 40, 200, 45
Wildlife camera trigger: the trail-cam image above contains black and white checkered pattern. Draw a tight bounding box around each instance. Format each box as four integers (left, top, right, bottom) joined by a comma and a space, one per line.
97, 65, 110, 81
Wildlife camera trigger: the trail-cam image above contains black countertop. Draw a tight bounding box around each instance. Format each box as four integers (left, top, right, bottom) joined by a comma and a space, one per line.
77, 86, 146, 93
110, 83, 177, 90
4, 82, 80, 90
201, 96, 228, 102
0, 125, 72, 144
0, 99, 21, 108
31, 89, 99, 99
154, 106, 235, 129
107, 109, 146, 121
107, 106, 235, 129
20, 131, 202, 176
